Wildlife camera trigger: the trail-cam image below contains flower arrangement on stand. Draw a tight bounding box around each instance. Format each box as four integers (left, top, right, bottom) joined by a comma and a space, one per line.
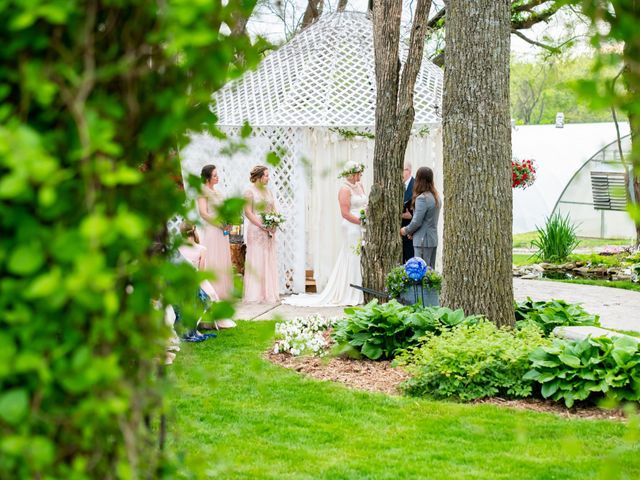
512, 158, 536, 189
385, 257, 441, 306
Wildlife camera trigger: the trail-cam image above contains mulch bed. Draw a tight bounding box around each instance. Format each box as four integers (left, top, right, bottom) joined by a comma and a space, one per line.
265, 351, 629, 421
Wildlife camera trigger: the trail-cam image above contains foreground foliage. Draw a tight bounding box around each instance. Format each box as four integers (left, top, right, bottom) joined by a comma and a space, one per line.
171, 321, 640, 479
526, 335, 640, 408
0, 1, 259, 477
396, 322, 551, 401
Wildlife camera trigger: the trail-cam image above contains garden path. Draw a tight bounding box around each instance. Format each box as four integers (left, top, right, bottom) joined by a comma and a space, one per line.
235, 279, 640, 332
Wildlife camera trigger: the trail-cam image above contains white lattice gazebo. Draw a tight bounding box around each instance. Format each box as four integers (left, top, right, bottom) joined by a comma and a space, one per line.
181, 11, 443, 294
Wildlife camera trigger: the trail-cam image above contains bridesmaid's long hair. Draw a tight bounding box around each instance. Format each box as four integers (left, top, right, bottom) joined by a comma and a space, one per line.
201, 164, 216, 183
412, 167, 440, 208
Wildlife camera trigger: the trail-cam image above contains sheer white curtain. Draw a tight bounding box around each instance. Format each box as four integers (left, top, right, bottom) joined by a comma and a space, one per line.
304, 126, 443, 291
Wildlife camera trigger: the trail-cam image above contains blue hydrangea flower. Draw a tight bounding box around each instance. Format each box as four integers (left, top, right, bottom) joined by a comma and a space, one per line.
404, 257, 427, 281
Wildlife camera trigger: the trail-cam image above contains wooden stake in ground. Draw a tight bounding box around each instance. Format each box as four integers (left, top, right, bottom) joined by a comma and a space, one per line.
441, 0, 514, 326
362, 0, 432, 298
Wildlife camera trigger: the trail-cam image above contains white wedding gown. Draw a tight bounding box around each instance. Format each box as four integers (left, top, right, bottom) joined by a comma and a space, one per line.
283, 190, 366, 307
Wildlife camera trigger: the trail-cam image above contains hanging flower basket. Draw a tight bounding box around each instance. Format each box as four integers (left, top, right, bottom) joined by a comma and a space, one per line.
512, 158, 536, 189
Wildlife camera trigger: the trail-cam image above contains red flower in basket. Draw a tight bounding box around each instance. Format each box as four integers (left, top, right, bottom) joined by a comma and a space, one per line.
512, 158, 536, 189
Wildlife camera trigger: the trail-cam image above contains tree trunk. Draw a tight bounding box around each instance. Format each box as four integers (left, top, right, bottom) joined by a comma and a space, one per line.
362, 0, 431, 299
441, 0, 514, 326
301, 0, 324, 30
621, 16, 640, 246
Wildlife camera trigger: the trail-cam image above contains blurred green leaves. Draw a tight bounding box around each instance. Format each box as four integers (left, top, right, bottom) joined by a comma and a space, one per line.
0, 0, 261, 477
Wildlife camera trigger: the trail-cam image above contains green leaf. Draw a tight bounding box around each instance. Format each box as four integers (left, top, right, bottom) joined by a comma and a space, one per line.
541, 381, 560, 398
558, 354, 581, 368
240, 121, 253, 138
7, 244, 45, 276
361, 342, 383, 360
0, 389, 29, 425
266, 151, 281, 167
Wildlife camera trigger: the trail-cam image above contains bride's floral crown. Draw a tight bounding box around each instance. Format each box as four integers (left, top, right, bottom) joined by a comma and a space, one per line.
338, 162, 365, 178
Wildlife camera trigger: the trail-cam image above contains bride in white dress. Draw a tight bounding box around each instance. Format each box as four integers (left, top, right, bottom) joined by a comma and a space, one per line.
284, 161, 367, 306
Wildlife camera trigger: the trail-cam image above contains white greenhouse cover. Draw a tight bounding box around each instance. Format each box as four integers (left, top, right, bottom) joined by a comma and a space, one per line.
512, 122, 630, 235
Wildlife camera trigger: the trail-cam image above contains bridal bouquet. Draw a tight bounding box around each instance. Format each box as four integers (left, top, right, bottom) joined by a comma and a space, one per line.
359, 209, 367, 226
260, 212, 285, 237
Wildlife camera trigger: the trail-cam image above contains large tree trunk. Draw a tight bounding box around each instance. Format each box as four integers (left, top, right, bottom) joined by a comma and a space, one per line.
441, 0, 514, 326
620, 8, 640, 245
362, 0, 431, 298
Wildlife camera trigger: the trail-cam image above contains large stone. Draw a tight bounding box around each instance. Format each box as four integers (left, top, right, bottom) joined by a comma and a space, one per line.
553, 326, 640, 344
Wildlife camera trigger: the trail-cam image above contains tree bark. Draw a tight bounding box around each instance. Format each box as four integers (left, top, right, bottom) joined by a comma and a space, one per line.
619, 3, 640, 246
441, 0, 514, 326
361, 0, 431, 298
301, 0, 324, 30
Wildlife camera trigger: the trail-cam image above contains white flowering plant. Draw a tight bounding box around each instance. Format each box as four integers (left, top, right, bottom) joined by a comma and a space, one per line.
273, 314, 339, 356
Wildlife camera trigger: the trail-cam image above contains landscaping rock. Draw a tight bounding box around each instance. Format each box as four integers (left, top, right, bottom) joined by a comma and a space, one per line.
553, 326, 639, 344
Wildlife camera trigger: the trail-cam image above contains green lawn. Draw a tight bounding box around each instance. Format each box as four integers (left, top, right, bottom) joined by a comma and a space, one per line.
513, 253, 537, 266
169, 321, 640, 479
550, 278, 640, 293
513, 232, 633, 249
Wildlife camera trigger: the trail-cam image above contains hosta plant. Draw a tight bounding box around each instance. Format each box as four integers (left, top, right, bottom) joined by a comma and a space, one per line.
525, 335, 640, 408
514, 297, 600, 336
331, 300, 482, 360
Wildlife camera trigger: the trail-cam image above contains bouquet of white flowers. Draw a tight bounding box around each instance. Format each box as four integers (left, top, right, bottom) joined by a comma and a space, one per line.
260, 212, 285, 229
259, 212, 285, 237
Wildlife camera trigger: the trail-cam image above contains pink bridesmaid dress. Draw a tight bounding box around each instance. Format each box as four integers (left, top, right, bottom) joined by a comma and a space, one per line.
198, 186, 233, 299
243, 184, 279, 303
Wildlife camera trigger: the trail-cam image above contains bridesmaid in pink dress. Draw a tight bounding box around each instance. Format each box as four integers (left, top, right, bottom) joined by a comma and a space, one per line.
243, 165, 280, 303
197, 165, 234, 299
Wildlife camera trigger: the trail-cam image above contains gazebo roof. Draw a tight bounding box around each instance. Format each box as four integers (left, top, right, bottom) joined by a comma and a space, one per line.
213, 11, 443, 128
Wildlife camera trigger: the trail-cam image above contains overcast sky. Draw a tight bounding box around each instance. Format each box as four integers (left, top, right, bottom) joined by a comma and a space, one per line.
247, 0, 591, 59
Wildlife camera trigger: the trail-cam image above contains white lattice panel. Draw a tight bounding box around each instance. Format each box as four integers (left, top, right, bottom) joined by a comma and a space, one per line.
181, 128, 306, 293
213, 11, 443, 127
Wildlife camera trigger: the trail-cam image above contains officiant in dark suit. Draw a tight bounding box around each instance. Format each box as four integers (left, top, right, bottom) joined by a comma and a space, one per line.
401, 162, 414, 262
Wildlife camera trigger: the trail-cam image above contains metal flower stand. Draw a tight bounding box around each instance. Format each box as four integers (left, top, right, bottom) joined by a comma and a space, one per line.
398, 280, 440, 307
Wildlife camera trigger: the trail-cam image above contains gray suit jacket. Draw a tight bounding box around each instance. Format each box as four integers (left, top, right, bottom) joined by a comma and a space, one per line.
404, 192, 439, 248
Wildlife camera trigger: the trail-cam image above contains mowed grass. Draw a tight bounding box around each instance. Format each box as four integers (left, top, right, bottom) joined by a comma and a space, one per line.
169, 321, 640, 479
513, 232, 633, 249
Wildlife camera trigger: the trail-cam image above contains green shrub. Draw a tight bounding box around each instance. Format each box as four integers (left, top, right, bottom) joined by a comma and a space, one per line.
396, 322, 551, 401
531, 213, 580, 263
514, 297, 600, 335
385, 265, 442, 299
331, 300, 481, 360
525, 336, 640, 407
